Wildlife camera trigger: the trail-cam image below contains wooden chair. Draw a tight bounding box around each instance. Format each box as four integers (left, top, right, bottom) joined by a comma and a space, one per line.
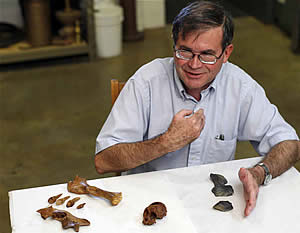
110, 79, 126, 176
111, 79, 126, 105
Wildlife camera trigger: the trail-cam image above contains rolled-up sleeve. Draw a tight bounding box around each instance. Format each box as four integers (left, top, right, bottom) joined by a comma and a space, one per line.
95, 76, 149, 154
238, 81, 299, 155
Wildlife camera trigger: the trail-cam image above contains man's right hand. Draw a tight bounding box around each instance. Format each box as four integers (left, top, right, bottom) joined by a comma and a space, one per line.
163, 109, 205, 152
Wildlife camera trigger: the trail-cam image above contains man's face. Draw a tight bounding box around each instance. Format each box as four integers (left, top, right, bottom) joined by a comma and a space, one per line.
174, 26, 233, 99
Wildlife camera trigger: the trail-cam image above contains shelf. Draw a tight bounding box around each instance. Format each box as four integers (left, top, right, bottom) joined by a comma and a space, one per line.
0, 0, 97, 65
0, 41, 89, 64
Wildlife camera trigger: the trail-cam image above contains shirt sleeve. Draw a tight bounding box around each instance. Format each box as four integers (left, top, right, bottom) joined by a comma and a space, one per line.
238, 81, 299, 155
95, 76, 149, 154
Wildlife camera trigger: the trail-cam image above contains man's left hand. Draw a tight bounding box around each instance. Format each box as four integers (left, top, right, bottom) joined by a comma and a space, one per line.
238, 167, 260, 216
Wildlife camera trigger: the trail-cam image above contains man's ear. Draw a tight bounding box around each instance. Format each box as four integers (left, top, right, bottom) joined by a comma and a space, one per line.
223, 44, 234, 63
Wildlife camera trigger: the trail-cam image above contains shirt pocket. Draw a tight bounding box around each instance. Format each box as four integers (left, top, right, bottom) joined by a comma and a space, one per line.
206, 137, 237, 164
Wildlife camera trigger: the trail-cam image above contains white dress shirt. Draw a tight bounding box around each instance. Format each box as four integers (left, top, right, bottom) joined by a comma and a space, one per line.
96, 58, 298, 174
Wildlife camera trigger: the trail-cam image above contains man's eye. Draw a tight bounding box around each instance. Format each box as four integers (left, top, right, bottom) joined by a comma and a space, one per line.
181, 51, 193, 56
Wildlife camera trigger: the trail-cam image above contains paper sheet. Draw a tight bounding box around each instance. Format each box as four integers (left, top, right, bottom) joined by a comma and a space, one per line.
165, 158, 300, 233
9, 157, 300, 233
9, 172, 197, 233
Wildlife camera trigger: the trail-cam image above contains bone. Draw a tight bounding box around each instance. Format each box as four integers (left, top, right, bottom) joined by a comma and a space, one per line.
37, 206, 90, 232
56, 196, 70, 205
76, 203, 86, 209
67, 175, 122, 206
66, 197, 81, 208
48, 193, 63, 204
143, 202, 167, 225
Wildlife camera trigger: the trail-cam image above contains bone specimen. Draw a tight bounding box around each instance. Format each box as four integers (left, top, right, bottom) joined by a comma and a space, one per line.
213, 201, 233, 212
56, 196, 70, 205
67, 197, 81, 208
37, 206, 90, 232
76, 203, 86, 209
48, 193, 63, 204
211, 185, 234, 197
67, 175, 122, 206
143, 202, 167, 225
210, 173, 228, 186
210, 173, 234, 197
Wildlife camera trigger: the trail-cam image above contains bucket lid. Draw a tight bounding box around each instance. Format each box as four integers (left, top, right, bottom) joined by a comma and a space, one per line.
94, 1, 123, 17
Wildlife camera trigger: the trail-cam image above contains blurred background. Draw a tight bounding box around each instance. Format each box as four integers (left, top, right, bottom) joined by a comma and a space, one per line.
0, 0, 299, 232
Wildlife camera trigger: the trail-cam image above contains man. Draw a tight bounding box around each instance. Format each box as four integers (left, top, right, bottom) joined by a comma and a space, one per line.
95, 1, 299, 216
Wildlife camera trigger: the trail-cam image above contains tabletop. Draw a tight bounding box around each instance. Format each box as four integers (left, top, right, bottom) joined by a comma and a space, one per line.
9, 157, 300, 233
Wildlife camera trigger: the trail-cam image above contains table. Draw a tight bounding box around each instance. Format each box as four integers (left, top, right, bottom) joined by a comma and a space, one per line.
9, 157, 300, 233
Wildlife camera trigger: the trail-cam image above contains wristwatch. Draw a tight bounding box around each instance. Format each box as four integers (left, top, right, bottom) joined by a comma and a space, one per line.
256, 163, 272, 185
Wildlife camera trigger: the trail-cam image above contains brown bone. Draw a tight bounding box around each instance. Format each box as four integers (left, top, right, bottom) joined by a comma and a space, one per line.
67, 175, 122, 206
76, 203, 86, 209
48, 193, 63, 204
56, 196, 70, 205
37, 206, 90, 232
66, 197, 81, 208
143, 202, 167, 225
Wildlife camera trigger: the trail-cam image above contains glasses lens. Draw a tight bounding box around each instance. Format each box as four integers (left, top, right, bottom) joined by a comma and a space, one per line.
200, 54, 217, 64
176, 50, 193, 60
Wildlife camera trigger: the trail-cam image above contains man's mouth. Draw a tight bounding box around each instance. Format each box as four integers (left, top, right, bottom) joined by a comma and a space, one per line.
185, 70, 205, 78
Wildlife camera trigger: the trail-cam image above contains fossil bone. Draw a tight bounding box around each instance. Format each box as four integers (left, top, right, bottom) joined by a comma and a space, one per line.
67, 197, 81, 208
37, 206, 90, 232
210, 173, 234, 197
213, 201, 233, 212
56, 196, 70, 205
67, 175, 122, 206
211, 185, 234, 197
210, 173, 228, 186
48, 193, 63, 204
143, 202, 167, 225
76, 203, 86, 209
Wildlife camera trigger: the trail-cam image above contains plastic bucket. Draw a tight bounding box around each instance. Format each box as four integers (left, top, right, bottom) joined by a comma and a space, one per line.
94, 2, 124, 58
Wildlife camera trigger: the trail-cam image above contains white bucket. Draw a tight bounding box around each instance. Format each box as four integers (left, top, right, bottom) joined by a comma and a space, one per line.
0, 0, 24, 28
94, 1, 124, 58
137, 0, 165, 29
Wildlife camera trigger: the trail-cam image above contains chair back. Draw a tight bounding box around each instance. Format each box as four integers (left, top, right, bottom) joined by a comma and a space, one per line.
111, 79, 126, 105
110, 79, 126, 176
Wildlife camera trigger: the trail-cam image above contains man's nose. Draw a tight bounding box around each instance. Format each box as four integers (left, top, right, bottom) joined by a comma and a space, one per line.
189, 55, 203, 68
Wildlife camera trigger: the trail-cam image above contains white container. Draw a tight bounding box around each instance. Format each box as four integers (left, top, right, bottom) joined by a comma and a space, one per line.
138, 0, 165, 29
94, 1, 124, 58
0, 0, 24, 28
136, 0, 144, 32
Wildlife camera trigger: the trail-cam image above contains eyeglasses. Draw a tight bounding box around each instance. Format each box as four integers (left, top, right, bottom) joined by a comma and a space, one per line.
174, 46, 226, 65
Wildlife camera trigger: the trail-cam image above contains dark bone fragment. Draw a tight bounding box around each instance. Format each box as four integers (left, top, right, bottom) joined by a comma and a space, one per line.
211, 185, 234, 197
210, 173, 228, 186
213, 201, 233, 212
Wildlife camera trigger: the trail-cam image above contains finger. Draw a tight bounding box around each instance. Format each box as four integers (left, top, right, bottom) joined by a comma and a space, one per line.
239, 168, 258, 217
191, 109, 205, 122
238, 167, 248, 183
199, 114, 205, 129
244, 190, 257, 216
177, 109, 194, 118
194, 108, 204, 117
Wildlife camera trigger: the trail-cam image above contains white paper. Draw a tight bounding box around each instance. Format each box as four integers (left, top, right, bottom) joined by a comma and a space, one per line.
9, 172, 197, 233
9, 157, 300, 233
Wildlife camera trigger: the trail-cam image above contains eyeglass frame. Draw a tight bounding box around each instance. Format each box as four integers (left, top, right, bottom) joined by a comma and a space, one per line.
173, 45, 227, 65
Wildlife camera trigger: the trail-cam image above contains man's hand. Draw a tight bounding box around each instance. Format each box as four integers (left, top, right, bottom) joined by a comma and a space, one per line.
163, 109, 205, 152
238, 167, 260, 217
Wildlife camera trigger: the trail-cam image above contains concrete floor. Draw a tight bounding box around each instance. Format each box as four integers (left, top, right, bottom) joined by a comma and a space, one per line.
1, 16, 300, 233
